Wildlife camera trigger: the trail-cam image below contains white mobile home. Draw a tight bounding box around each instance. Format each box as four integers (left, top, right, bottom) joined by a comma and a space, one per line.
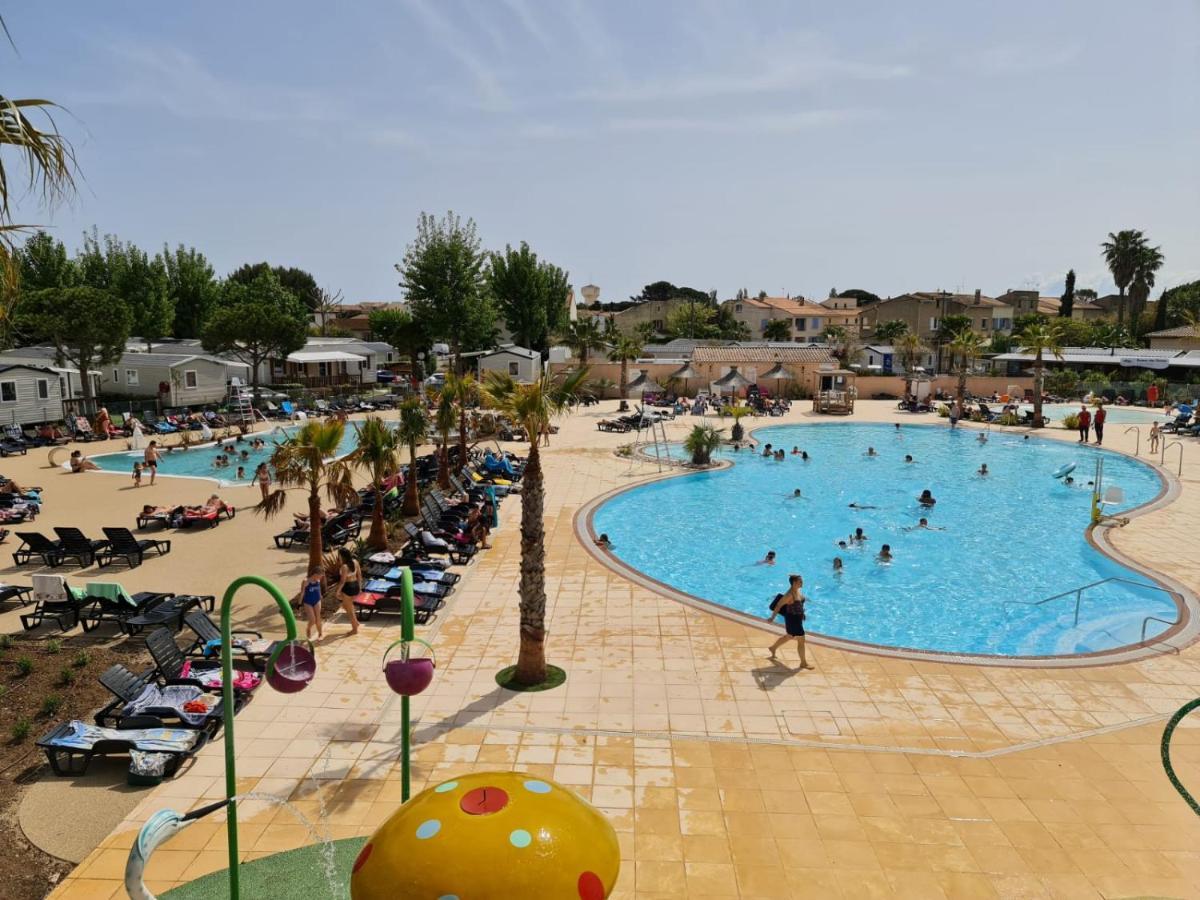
100, 352, 249, 405
0, 365, 67, 425
472, 346, 542, 383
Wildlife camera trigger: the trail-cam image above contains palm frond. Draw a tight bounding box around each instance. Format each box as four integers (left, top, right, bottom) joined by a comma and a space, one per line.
0, 94, 78, 223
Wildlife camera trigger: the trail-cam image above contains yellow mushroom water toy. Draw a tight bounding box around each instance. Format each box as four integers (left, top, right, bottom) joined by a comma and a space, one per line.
351, 771, 620, 899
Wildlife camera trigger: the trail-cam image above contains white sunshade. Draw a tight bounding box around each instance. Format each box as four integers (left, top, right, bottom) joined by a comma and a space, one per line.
286, 350, 366, 364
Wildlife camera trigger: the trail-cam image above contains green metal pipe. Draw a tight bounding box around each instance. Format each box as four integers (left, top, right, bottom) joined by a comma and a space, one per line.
1161, 697, 1200, 817
400, 566, 414, 802
221, 576, 299, 900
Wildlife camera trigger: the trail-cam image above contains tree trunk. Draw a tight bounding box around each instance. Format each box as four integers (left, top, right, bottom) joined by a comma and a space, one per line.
437, 440, 450, 489
1032, 354, 1044, 428
457, 404, 468, 478
77, 349, 95, 412
956, 368, 967, 414
513, 440, 547, 686
402, 444, 420, 516
1116, 288, 1126, 327
619, 360, 629, 400
307, 488, 324, 573
366, 484, 387, 550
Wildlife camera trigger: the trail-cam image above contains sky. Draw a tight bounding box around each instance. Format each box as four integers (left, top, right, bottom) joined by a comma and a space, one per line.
6, 1, 1199, 305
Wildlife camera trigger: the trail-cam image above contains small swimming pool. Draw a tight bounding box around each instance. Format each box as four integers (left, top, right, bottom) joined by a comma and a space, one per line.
591, 423, 1179, 659
88, 424, 364, 486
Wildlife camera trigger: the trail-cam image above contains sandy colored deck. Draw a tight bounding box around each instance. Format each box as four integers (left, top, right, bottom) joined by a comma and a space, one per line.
26, 400, 1200, 899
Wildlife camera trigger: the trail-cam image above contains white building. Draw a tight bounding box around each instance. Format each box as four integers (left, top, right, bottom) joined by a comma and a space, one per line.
0, 364, 68, 425
468, 345, 542, 383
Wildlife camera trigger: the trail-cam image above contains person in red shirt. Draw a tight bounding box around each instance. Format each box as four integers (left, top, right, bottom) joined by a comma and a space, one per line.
1077, 405, 1091, 443
1093, 404, 1107, 445
1147, 383, 1159, 407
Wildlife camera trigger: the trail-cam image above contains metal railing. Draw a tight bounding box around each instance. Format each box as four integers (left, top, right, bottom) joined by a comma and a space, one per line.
1003, 576, 1179, 627
1162, 440, 1184, 476
1124, 425, 1140, 456
1140, 615, 1180, 653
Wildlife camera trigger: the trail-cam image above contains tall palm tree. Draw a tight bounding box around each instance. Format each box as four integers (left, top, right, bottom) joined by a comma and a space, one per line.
1100, 230, 1147, 327
946, 328, 988, 412
351, 416, 399, 551
1129, 244, 1164, 339
259, 419, 358, 572
607, 333, 644, 401
434, 388, 456, 489
762, 319, 792, 341
895, 332, 927, 374
1016, 322, 1063, 428
444, 371, 476, 477
480, 367, 590, 686
557, 317, 605, 365
395, 398, 429, 517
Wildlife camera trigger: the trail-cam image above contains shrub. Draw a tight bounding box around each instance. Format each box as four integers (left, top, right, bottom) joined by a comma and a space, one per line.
0, 634, 11, 651
997, 412, 1020, 427
936, 404, 950, 418
58, 666, 74, 686
72, 651, 89, 668
40, 695, 62, 717
46, 639, 61, 654
683, 424, 724, 466
1062, 412, 1080, 430
10, 718, 30, 742
16, 656, 33, 676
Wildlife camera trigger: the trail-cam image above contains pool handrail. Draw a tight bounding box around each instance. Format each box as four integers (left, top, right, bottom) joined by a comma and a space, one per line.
1140, 614, 1180, 653
1161, 440, 1183, 477
1123, 425, 1140, 455
1003, 576, 1180, 627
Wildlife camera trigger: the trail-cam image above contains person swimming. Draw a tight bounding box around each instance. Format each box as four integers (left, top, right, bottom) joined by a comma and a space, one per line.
832, 557, 843, 573
758, 550, 777, 566
877, 544, 893, 562
906, 517, 944, 532
904, 455, 914, 463
977, 463, 989, 475
790, 488, 803, 499
848, 502, 878, 510
850, 527, 867, 543
801, 451, 810, 461
837, 540, 848, 549
866, 447, 878, 457
918, 489, 936, 506
596, 533, 613, 549
762, 443, 773, 458
791, 446, 800, 455
977, 432, 988, 443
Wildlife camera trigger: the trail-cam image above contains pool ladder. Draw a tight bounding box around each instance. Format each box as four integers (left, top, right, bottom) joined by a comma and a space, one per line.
1003, 577, 1180, 637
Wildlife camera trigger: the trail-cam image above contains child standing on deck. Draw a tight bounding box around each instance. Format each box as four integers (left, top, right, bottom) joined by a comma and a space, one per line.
132, 462, 143, 487
298, 568, 325, 640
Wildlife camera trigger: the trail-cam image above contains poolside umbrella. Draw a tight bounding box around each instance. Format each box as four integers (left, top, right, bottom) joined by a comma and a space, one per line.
627, 370, 665, 396
713, 366, 752, 399
669, 363, 700, 397
761, 362, 793, 399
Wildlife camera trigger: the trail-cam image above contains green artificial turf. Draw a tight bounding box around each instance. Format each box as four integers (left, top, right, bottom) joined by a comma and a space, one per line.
160, 837, 366, 900
495, 663, 567, 692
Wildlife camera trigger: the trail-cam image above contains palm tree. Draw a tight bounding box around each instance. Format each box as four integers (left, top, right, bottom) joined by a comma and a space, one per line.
874, 319, 909, 343
762, 319, 792, 341
259, 419, 358, 572
586, 377, 616, 400
434, 388, 456, 489
557, 317, 605, 365
395, 398, 429, 517
480, 367, 590, 686
1016, 322, 1063, 428
823, 324, 859, 365
444, 371, 476, 478
683, 424, 724, 465
946, 328, 988, 413
1101, 230, 1147, 327
351, 416, 399, 551
1129, 244, 1164, 339
895, 332, 927, 374
607, 333, 644, 402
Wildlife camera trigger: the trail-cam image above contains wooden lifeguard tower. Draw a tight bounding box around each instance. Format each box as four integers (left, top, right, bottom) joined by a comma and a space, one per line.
811, 366, 857, 415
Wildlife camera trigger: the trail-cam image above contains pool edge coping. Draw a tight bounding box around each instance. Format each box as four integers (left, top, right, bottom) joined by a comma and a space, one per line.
575, 419, 1199, 669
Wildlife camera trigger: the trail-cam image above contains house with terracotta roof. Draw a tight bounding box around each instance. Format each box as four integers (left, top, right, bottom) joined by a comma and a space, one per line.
1145, 324, 1200, 351
720, 296, 861, 342
994, 289, 1108, 322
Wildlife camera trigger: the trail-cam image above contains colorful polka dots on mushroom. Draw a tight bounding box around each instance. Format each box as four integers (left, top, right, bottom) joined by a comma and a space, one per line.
350, 771, 620, 900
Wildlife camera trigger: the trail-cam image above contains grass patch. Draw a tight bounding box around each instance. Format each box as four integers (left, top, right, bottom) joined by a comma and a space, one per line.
39, 695, 61, 717
58, 666, 74, 686
161, 837, 367, 900
0, 634, 11, 652
495, 664, 567, 693
15, 656, 33, 677
72, 651, 89, 668
10, 718, 30, 742
46, 639, 61, 654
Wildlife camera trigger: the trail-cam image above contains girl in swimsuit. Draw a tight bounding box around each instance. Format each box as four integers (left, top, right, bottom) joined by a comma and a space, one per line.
299, 567, 324, 640
335, 546, 362, 635
766, 574, 813, 669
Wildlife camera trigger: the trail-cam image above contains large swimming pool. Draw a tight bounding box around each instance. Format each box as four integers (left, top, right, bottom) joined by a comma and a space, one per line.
591, 424, 1178, 658
88, 424, 363, 486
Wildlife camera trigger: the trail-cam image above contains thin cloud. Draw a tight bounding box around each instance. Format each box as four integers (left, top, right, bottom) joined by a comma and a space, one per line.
975, 41, 1083, 74
608, 108, 874, 135
500, 0, 554, 49
400, 0, 510, 112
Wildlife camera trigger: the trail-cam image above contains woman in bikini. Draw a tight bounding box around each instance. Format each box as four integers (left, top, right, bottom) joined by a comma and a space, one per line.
334, 546, 362, 635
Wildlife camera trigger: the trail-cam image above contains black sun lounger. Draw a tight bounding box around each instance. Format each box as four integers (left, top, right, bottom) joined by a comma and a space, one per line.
183, 611, 278, 670
95, 663, 225, 729
120, 594, 214, 636
13, 531, 64, 567
37, 719, 206, 777
98, 527, 172, 568
52, 527, 109, 567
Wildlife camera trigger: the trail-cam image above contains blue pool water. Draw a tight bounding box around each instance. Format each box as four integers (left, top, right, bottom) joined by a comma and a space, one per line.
89, 424, 363, 486
592, 423, 1177, 657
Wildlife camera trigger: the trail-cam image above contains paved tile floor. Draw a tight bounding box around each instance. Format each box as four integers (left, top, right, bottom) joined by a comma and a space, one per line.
53, 401, 1200, 898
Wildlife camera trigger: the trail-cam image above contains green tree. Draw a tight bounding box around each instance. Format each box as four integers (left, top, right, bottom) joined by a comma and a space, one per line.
683, 424, 723, 465
1013, 312, 1048, 335
369, 307, 432, 383
895, 332, 927, 373
487, 242, 570, 353
259, 419, 357, 572
480, 367, 589, 686
1101, 229, 1147, 327
1090, 320, 1130, 349
444, 371, 477, 482
433, 388, 456, 489
75, 230, 172, 350
17, 231, 74, 292
664, 302, 718, 340
1060, 269, 1075, 319
946, 328, 987, 412
1129, 244, 1165, 336
1075, 288, 1098, 304
607, 333, 644, 400
395, 398, 429, 516
934, 314, 972, 372
714, 303, 751, 340
1159, 280, 1200, 328
201, 271, 308, 395
837, 289, 881, 305
1016, 321, 1064, 427
630, 281, 677, 303
161, 245, 219, 339
19, 285, 131, 408
350, 416, 399, 551
873, 319, 909, 343
1053, 318, 1095, 347
398, 211, 495, 372
229, 262, 320, 311
557, 317, 605, 365
762, 319, 792, 341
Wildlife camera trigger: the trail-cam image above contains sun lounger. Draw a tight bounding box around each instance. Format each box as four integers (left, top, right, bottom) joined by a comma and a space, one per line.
71, 416, 98, 442
145, 627, 261, 695
402, 522, 475, 565
183, 611, 279, 670
13, 531, 64, 567
37, 719, 206, 777
353, 589, 444, 623
120, 594, 213, 636
52, 526, 109, 567
137, 506, 181, 529
95, 663, 224, 729
98, 527, 171, 568
0, 582, 31, 607
20, 574, 88, 631
80, 582, 175, 632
